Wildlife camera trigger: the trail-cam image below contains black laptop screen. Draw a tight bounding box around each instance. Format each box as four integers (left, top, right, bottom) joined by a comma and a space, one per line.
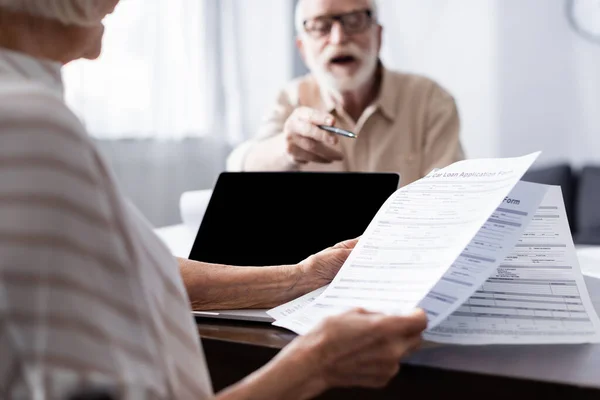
188, 172, 399, 267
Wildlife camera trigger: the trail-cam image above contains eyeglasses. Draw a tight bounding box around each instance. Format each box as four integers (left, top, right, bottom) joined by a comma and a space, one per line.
303, 9, 374, 39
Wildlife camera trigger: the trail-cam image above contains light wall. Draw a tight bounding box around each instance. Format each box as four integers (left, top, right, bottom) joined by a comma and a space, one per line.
378, 0, 600, 168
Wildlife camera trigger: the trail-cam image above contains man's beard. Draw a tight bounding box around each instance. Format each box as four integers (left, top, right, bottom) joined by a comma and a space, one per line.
307, 42, 379, 93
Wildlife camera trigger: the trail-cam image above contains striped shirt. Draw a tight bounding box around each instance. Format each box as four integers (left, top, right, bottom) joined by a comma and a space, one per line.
0, 49, 213, 399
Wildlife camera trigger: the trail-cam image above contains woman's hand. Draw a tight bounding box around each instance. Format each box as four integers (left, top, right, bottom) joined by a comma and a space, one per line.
298, 237, 359, 290
288, 308, 427, 395
217, 308, 427, 400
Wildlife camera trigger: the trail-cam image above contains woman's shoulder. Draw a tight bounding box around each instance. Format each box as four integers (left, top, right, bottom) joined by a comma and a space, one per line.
0, 80, 93, 151
0, 80, 84, 133
0, 79, 103, 196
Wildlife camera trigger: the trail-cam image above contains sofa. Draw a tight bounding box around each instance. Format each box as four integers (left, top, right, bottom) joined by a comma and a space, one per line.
522, 164, 600, 245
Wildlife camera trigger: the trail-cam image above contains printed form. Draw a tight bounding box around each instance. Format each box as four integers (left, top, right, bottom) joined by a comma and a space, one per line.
273, 153, 544, 335
271, 152, 600, 344
425, 185, 600, 344
268, 285, 328, 320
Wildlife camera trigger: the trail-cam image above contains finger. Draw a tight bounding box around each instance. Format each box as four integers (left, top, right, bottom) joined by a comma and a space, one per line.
284, 108, 335, 145
305, 108, 339, 146
297, 107, 335, 127
388, 333, 424, 359
318, 237, 359, 253
372, 310, 429, 338
402, 308, 429, 334
329, 312, 425, 362
338, 307, 371, 316
291, 115, 338, 145
315, 309, 384, 358
291, 134, 343, 162
287, 143, 330, 164
321, 247, 354, 271
320, 308, 419, 348
333, 237, 360, 250
313, 246, 353, 263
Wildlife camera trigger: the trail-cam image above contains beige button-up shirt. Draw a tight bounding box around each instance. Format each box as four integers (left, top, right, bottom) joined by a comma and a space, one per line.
227, 64, 466, 187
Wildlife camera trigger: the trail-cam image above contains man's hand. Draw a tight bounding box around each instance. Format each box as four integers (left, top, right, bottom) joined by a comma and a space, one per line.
299, 238, 359, 289
283, 107, 344, 165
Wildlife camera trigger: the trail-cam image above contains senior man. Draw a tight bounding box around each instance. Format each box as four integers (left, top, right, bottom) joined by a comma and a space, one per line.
227, 0, 465, 186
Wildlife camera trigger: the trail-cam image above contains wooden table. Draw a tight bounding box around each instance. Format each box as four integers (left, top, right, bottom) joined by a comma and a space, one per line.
197, 304, 600, 399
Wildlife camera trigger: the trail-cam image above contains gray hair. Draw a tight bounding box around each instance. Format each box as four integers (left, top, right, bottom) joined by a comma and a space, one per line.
294, 0, 379, 35
0, 0, 111, 26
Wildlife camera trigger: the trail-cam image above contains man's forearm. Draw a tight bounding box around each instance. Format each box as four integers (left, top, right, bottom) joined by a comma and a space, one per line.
242, 133, 298, 171
178, 258, 315, 310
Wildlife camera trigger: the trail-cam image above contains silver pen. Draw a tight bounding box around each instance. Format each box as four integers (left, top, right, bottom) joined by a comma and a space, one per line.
317, 125, 357, 139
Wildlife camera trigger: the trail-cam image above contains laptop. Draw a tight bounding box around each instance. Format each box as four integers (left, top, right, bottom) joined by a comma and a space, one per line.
188, 171, 400, 322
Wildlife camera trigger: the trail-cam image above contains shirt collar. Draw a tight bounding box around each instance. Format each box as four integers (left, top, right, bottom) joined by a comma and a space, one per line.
320, 61, 397, 122
0, 48, 64, 98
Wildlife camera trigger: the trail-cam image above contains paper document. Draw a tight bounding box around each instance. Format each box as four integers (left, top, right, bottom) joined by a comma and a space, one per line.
270, 152, 600, 344
425, 186, 600, 344
267, 285, 328, 320
273, 152, 542, 335
418, 180, 547, 327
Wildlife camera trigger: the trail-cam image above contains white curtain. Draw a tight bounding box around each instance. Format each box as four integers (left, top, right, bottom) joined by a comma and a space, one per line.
63, 0, 295, 143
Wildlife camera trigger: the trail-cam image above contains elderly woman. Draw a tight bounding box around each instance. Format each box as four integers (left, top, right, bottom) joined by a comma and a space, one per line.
0, 0, 427, 399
